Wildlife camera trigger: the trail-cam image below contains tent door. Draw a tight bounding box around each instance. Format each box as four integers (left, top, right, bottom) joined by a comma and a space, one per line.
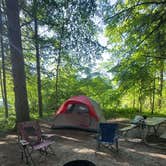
77, 112, 90, 128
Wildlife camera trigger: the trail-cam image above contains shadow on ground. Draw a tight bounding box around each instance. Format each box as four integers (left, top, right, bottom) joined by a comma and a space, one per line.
0, 119, 165, 166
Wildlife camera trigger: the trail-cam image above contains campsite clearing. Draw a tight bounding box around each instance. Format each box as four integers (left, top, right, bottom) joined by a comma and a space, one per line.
0, 118, 166, 166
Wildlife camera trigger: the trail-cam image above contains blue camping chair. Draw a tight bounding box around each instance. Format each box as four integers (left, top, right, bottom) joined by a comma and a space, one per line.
97, 123, 119, 152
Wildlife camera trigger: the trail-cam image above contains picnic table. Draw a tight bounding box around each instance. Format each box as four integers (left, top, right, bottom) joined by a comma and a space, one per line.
120, 117, 166, 142
141, 117, 166, 143
160, 132, 166, 139
145, 117, 166, 136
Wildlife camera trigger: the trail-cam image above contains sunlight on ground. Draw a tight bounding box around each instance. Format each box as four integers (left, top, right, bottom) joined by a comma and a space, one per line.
6, 135, 17, 139
72, 148, 95, 154
0, 141, 7, 145
125, 138, 142, 143
58, 135, 80, 142
126, 147, 166, 159
107, 118, 129, 123
72, 147, 111, 158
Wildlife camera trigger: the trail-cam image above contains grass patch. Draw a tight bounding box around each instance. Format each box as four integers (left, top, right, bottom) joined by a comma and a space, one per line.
0, 114, 16, 131
1, 107, 165, 131
0, 109, 55, 131
104, 108, 166, 120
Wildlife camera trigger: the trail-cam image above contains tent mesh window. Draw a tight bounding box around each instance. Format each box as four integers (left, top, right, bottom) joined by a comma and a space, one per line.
66, 104, 89, 114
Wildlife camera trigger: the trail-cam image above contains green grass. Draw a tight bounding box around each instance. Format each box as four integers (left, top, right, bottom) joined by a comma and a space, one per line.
0, 109, 55, 131
0, 113, 16, 131
104, 108, 166, 120
0, 107, 165, 131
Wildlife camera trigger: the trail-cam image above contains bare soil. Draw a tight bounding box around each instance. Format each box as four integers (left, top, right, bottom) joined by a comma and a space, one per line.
0, 118, 166, 166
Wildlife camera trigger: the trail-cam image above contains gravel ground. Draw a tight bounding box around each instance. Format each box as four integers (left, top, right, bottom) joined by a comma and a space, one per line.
0, 120, 166, 166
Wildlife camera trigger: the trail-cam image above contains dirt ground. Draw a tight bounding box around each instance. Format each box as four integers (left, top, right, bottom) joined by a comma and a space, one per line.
0, 119, 166, 166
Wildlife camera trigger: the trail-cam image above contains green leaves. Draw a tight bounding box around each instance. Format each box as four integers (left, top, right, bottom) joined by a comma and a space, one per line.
99, 0, 166, 112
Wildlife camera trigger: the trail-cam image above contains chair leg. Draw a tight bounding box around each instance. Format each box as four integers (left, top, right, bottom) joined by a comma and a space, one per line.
48, 145, 56, 155
115, 140, 119, 152
26, 148, 35, 166
97, 142, 100, 150
21, 146, 30, 164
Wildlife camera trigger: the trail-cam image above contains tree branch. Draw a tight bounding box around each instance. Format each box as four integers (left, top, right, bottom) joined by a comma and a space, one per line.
121, 13, 166, 59
146, 55, 166, 60
106, 1, 166, 21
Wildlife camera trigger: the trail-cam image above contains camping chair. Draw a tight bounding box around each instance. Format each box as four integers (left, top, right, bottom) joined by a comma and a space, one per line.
97, 123, 119, 152
17, 120, 55, 165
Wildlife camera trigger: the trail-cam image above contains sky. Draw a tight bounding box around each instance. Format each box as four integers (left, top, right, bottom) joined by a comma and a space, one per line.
37, 1, 116, 78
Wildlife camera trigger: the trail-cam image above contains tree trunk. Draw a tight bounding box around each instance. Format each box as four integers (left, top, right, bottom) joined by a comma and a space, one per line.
132, 89, 136, 109
6, 0, 29, 122
0, 1, 8, 118
55, 49, 61, 109
55, 24, 64, 109
158, 61, 164, 110
138, 84, 143, 113
151, 77, 156, 114
0, 69, 4, 104
34, 0, 42, 117
149, 91, 152, 112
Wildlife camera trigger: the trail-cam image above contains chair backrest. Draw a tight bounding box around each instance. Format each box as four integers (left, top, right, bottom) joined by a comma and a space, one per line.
99, 123, 118, 143
17, 121, 42, 145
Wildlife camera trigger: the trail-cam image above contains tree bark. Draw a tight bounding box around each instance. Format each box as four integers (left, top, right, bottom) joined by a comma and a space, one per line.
34, 0, 42, 117
158, 61, 164, 110
138, 83, 143, 113
0, 1, 8, 118
151, 77, 156, 114
132, 88, 136, 109
158, 59, 164, 110
55, 23, 64, 109
6, 0, 29, 122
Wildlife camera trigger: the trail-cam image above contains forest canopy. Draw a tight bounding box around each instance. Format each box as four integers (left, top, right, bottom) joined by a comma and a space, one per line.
0, 0, 165, 129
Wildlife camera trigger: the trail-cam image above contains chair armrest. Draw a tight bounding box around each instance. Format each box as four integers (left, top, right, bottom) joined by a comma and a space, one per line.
119, 124, 137, 132
41, 133, 55, 139
19, 139, 29, 146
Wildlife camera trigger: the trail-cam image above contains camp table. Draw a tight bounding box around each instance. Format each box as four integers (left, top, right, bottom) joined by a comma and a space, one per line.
145, 117, 166, 136
119, 117, 166, 142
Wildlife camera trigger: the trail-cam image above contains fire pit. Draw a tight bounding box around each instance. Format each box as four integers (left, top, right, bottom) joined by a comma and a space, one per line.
63, 160, 96, 166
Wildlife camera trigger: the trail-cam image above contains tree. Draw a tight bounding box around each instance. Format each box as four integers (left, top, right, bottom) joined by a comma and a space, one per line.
0, 0, 8, 118
99, 0, 166, 112
33, 0, 42, 117
41, 0, 104, 105
20, 0, 104, 108
6, 0, 29, 122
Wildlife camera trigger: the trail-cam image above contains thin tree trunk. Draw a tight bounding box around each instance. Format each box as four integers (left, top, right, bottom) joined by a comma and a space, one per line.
0, 1, 8, 118
55, 24, 64, 109
138, 84, 143, 113
149, 91, 152, 112
138, 95, 142, 113
6, 0, 29, 122
151, 77, 156, 114
132, 89, 136, 109
34, 0, 42, 117
158, 61, 164, 110
55, 48, 61, 109
0, 69, 5, 104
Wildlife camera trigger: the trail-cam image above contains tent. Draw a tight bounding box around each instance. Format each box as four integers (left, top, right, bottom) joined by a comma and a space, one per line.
51, 95, 105, 132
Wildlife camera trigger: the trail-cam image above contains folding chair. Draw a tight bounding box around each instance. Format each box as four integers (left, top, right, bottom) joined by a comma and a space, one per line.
97, 123, 119, 152
17, 120, 55, 165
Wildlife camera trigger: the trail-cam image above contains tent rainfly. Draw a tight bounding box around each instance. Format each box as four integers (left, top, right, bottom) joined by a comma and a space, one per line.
51, 95, 105, 132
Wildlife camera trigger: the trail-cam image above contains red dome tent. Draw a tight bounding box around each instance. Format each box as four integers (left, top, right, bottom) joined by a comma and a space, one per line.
52, 95, 105, 132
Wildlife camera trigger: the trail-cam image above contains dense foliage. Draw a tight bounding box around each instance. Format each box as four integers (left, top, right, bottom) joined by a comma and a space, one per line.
99, 0, 166, 114
0, 0, 165, 129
